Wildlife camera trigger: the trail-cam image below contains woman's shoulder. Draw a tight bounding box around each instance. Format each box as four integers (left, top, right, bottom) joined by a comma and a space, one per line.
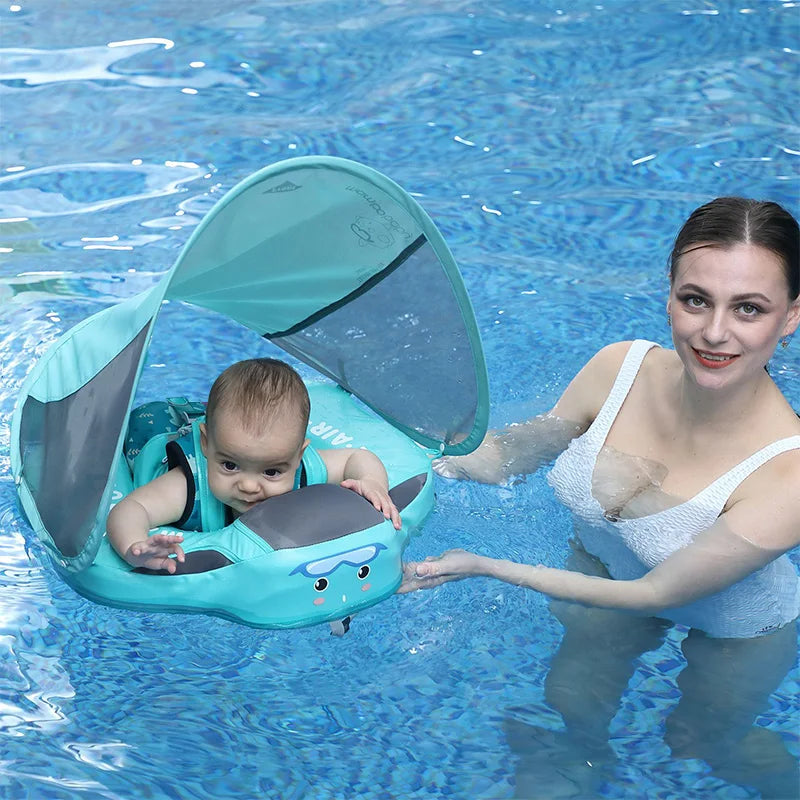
728, 442, 800, 551
724, 390, 800, 549
555, 341, 681, 423
585, 339, 676, 378
584, 340, 635, 373
553, 341, 640, 422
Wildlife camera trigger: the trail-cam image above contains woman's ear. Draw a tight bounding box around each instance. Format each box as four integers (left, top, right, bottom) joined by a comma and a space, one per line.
784, 298, 800, 337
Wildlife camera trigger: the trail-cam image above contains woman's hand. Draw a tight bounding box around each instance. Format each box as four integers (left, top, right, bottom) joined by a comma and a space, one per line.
397, 549, 487, 593
432, 448, 505, 483
124, 532, 185, 573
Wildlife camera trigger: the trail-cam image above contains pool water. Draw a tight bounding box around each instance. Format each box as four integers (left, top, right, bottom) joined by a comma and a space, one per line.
1, 1, 798, 798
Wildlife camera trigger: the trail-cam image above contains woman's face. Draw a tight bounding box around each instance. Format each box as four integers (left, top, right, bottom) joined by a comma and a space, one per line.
668, 243, 800, 391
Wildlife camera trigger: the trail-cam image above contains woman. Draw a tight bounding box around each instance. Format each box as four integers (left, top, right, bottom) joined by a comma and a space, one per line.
400, 197, 800, 796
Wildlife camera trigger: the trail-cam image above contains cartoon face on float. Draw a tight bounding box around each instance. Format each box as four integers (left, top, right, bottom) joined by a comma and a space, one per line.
291, 542, 389, 609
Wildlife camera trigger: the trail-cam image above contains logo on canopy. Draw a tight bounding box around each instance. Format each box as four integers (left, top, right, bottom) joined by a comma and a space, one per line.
263, 180, 301, 194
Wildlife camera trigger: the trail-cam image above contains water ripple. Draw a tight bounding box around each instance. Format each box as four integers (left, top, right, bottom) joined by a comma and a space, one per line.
0, 162, 207, 219
0, 41, 246, 90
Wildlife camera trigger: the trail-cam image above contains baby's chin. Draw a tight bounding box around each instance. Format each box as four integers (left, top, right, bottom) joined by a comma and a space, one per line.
229, 493, 291, 515
226, 500, 256, 518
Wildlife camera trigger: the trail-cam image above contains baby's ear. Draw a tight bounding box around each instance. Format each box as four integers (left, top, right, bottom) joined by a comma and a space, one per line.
199, 422, 208, 455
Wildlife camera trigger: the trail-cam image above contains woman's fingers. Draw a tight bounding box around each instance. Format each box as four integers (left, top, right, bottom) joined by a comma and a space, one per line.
432, 457, 461, 478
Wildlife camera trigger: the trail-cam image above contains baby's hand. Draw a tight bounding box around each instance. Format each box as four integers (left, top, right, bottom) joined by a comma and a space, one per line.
340, 478, 402, 530
125, 532, 185, 573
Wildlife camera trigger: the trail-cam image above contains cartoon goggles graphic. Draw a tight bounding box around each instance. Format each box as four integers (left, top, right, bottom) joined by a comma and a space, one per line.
290, 543, 387, 578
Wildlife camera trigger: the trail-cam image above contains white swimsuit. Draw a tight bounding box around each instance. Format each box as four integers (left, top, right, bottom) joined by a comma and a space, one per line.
547, 339, 800, 638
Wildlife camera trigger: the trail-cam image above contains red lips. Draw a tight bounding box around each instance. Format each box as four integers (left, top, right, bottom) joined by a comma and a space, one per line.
692, 348, 739, 369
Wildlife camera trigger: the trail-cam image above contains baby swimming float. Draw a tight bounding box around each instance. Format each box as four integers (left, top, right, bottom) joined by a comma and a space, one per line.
83, 385, 435, 628
11, 156, 488, 629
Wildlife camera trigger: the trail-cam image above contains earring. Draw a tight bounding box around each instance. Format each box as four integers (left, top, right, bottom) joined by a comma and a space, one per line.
667, 313, 671, 327
781, 337, 789, 349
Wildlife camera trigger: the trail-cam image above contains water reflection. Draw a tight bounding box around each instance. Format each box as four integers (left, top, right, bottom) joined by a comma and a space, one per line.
0, 162, 206, 219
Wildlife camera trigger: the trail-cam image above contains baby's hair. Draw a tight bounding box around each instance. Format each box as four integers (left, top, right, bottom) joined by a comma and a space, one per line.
206, 358, 310, 435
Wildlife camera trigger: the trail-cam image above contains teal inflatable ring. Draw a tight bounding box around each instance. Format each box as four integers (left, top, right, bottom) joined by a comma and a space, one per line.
62, 382, 435, 629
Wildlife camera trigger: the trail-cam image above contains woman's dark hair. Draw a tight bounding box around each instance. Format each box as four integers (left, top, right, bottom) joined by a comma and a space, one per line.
669, 197, 800, 300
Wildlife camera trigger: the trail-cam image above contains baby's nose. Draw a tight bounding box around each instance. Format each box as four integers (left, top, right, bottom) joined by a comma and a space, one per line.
238, 475, 264, 494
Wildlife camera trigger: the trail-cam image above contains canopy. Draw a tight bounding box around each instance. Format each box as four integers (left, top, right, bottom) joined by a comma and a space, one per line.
11, 156, 489, 572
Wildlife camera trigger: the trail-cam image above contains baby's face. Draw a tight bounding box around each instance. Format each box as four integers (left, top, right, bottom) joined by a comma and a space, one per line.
200, 408, 308, 517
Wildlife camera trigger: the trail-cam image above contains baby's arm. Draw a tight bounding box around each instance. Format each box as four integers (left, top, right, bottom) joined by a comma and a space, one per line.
107, 468, 189, 573
321, 448, 402, 529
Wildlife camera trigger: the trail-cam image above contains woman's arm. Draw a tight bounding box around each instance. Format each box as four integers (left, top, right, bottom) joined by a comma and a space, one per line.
434, 342, 632, 483
401, 472, 800, 610
433, 414, 586, 483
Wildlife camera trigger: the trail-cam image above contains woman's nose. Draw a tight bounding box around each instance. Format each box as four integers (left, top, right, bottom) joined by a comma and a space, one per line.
702, 309, 731, 344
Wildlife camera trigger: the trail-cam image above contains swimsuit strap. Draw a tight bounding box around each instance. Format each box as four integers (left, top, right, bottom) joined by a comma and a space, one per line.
585, 340, 659, 447
694, 435, 800, 514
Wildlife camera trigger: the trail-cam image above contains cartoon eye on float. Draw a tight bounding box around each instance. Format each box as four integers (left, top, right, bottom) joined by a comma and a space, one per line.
291, 543, 387, 580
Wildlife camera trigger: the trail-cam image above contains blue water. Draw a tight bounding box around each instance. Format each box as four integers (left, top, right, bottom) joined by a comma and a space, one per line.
1, 1, 799, 798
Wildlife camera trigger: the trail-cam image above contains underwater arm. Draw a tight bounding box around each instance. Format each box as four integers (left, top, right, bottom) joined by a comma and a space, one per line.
434, 414, 586, 483
320, 447, 401, 529
401, 484, 800, 609
106, 468, 188, 572
434, 343, 631, 483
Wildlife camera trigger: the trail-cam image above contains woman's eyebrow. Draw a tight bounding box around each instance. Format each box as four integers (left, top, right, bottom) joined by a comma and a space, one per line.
729, 292, 773, 304
675, 283, 708, 295
676, 283, 773, 303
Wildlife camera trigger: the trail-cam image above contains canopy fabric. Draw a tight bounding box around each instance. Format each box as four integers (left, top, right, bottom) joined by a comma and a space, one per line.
11, 156, 489, 572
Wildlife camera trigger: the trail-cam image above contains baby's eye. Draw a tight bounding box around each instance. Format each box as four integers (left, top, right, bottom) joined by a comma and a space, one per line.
263, 468, 281, 478
221, 461, 238, 472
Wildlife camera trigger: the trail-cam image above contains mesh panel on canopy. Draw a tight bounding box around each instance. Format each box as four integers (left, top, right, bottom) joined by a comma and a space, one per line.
165, 156, 487, 453
269, 237, 479, 449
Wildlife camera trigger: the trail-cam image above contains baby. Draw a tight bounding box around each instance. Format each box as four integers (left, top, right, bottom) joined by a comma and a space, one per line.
107, 358, 401, 573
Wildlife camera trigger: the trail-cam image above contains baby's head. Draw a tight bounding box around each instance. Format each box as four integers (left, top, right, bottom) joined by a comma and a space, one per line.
200, 359, 311, 515
205, 358, 310, 437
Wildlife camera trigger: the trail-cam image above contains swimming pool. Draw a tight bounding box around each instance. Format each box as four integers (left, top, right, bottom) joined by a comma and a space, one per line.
1, 0, 798, 797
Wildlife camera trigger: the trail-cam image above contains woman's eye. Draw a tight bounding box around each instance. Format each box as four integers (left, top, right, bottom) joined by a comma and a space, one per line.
222, 461, 237, 472
686, 296, 706, 308
739, 303, 760, 316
